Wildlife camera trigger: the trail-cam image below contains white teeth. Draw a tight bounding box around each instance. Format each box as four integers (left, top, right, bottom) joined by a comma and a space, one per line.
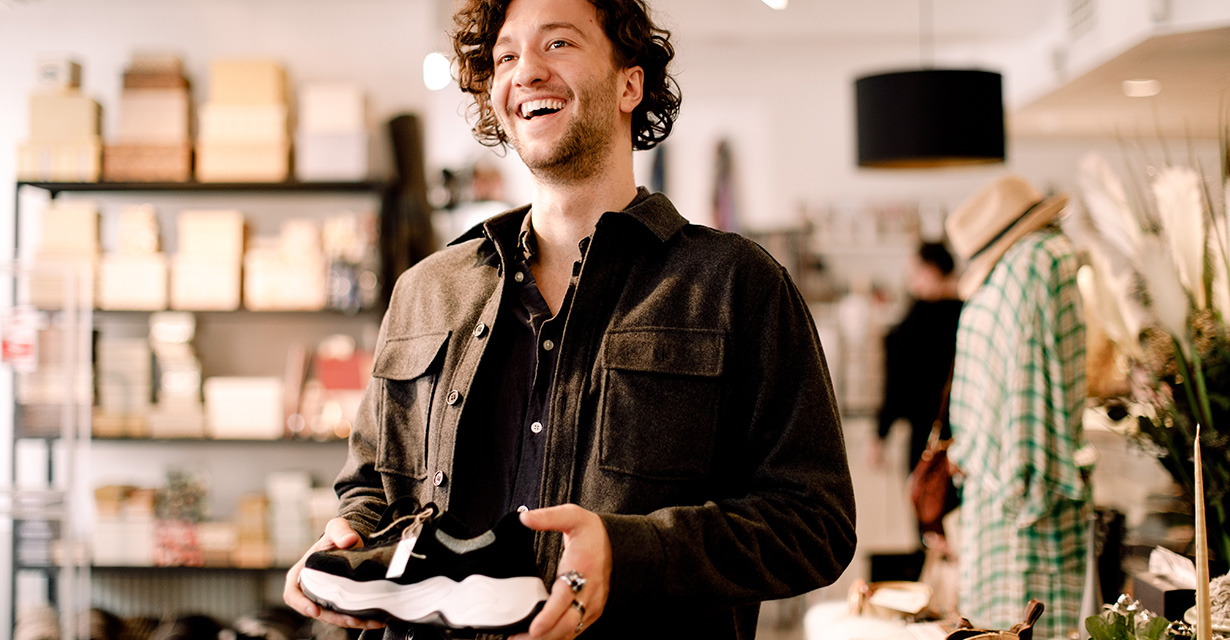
520, 99, 565, 118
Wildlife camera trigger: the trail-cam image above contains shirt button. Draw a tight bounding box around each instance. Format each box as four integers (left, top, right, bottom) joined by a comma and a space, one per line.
433, 470, 446, 486
514, 271, 525, 283
446, 389, 461, 405
516, 505, 529, 513
473, 322, 487, 338
530, 421, 543, 434
542, 339, 555, 351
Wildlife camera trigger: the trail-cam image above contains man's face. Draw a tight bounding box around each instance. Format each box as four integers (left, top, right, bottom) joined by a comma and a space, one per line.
490, 0, 639, 182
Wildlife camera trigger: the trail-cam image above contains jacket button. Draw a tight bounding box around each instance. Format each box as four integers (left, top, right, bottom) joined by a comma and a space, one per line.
514, 271, 525, 283
473, 322, 487, 338
530, 421, 543, 434
433, 470, 446, 486
542, 339, 555, 351
447, 389, 461, 405
516, 505, 529, 513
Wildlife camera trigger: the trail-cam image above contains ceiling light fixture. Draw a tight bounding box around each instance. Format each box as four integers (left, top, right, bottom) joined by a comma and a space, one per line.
1121, 78, 1162, 98
423, 51, 451, 91
854, 0, 1005, 168
761, 0, 788, 9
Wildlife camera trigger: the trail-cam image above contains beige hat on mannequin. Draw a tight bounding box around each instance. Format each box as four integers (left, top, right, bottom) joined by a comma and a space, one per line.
945, 174, 1069, 299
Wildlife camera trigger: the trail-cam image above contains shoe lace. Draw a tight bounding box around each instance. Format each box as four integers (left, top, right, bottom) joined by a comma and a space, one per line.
376, 505, 437, 580
369, 502, 437, 542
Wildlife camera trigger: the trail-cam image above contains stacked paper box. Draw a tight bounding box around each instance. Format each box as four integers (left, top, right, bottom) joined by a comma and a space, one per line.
244, 218, 327, 310
296, 82, 367, 181
147, 312, 205, 437
170, 209, 244, 310
203, 376, 284, 439
197, 60, 290, 182
233, 494, 271, 568
99, 204, 168, 310
29, 200, 99, 309
104, 53, 192, 182
267, 472, 312, 567
93, 485, 156, 566
95, 336, 152, 427
18, 57, 102, 182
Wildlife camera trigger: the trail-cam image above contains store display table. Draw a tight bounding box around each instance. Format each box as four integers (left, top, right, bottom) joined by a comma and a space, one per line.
802, 601, 949, 640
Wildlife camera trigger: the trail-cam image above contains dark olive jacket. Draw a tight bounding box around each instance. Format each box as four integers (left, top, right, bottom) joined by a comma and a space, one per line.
337, 190, 856, 639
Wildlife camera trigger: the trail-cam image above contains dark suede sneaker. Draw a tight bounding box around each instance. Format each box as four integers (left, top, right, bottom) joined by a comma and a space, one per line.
298, 505, 547, 632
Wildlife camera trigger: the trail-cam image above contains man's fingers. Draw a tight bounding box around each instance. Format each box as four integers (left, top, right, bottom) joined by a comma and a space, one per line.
323, 517, 362, 549
519, 503, 584, 532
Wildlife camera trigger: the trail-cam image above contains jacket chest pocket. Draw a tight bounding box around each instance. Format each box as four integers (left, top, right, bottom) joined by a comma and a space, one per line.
371, 332, 449, 480
598, 328, 725, 480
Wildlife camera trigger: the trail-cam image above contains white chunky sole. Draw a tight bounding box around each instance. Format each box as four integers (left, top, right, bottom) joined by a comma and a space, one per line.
299, 569, 548, 629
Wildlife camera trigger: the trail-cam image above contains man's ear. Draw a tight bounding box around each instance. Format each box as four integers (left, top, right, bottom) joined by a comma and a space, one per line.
620, 66, 644, 114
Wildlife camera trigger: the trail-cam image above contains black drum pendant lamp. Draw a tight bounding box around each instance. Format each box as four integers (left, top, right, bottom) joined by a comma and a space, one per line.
854, 1, 1005, 168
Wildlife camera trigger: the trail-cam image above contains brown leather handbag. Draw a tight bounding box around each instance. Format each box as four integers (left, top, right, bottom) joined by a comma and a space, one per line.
909, 368, 961, 535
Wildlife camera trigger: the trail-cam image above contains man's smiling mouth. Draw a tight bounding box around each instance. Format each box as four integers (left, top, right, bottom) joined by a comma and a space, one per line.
520, 98, 566, 120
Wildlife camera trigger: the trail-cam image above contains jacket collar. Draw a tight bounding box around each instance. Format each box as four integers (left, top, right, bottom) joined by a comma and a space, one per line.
450, 187, 689, 249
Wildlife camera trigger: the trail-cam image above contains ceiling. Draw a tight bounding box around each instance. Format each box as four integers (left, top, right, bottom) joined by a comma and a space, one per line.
1011, 26, 1230, 138
651, 0, 1056, 44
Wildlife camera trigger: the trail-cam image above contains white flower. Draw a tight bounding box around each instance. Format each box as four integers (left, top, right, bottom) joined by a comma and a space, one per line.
1152, 165, 1207, 308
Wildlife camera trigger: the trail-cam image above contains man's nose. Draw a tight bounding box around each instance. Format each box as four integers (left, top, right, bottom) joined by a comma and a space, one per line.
512, 50, 548, 86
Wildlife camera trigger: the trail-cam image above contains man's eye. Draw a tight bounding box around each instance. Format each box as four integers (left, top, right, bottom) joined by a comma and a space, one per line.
496, 53, 515, 64
548, 40, 568, 50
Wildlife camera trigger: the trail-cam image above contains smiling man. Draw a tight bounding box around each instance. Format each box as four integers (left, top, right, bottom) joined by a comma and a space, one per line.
284, 1, 856, 639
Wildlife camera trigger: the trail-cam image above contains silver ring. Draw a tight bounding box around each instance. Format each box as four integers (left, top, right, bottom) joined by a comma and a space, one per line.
559, 569, 586, 593
570, 599, 586, 633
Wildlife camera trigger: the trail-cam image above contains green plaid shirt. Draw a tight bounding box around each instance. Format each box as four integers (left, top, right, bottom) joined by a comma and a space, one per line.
949, 227, 1090, 639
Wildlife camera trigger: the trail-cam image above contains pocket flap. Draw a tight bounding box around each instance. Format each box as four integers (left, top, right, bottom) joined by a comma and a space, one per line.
372, 332, 450, 380
603, 328, 724, 377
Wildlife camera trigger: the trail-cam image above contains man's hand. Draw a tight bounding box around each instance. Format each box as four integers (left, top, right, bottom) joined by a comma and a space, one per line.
513, 504, 612, 639
283, 517, 386, 631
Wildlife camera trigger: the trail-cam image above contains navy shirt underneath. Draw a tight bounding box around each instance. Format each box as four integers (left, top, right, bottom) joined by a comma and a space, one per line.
446, 216, 587, 536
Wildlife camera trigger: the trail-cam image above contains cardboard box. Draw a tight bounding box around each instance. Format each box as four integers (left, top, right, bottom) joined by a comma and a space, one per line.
24, 256, 94, 310
29, 92, 101, 142
127, 52, 184, 75
208, 59, 287, 104
203, 376, 284, 439
243, 248, 326, 311
146, 404, 206, 438
35, 58, 82, 89
199, 103, 288, 143
98, 254, 168, 310
102, 143, 192, 182
116, 204, 161, 255
299, 83, 365, 134
196, 142, 290, 182
295, 132, 367, 181
115, 89, 191, 143
17, 139, 102, 182
38, 201, 99, 257
176, 209, 245, 258
169, 256, 241, 310
123, 70, 189, 90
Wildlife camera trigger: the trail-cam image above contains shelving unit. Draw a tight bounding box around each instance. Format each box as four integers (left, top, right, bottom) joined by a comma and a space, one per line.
5, 180, 389, 631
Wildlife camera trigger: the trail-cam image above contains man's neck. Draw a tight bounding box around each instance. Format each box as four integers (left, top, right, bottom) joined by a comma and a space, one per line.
524, 154, 637, 315
527, 155, 638, 267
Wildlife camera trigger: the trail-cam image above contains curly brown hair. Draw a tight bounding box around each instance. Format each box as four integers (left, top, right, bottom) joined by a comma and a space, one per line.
451, 0, 681, 151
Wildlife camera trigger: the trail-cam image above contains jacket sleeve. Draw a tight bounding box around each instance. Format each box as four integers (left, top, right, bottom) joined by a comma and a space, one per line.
600, 257, 857, 605
332, 313, 392, 539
